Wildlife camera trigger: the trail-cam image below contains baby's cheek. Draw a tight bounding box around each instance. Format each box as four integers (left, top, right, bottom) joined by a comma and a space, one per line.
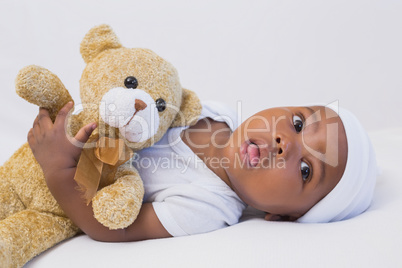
259, 155, 287, 170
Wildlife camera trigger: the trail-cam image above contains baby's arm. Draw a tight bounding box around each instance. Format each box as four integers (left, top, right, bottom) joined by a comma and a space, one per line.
28, 103, 171, 242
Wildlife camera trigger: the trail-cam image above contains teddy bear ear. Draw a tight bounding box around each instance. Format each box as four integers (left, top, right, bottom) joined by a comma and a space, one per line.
170, 88, 202, 128
80, 24, 122, 64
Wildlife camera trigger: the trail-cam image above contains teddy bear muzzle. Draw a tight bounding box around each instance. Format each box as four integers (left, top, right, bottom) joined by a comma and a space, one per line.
99, 87, 160, 143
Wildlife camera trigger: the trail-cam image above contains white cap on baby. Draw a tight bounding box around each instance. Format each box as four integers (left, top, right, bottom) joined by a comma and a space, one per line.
297, 105, 377, 223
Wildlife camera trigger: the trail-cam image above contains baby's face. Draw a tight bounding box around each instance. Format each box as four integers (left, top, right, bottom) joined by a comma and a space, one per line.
224, 106, 348, 220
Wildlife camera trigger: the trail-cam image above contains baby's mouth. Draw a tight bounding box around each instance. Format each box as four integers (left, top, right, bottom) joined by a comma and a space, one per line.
241, 140, 261, 167
247, 142, 260, 167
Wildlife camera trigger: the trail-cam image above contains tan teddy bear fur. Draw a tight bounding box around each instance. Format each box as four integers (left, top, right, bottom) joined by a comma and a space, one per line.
0, 24, 201, 267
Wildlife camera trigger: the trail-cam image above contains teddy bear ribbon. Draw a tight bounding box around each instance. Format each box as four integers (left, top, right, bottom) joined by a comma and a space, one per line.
73, 136, 133, 205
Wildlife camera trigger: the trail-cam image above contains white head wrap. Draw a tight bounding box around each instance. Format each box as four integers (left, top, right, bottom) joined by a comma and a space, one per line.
297, 105, 377, 223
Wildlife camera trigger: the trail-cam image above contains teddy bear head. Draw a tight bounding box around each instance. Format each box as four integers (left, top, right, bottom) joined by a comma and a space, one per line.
78, 25, 201, 150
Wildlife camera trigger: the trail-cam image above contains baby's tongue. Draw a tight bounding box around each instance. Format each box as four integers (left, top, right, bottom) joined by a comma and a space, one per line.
247, 143, 260, 167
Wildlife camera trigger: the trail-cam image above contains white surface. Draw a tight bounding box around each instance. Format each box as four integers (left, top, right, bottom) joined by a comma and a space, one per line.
0, 1, 400, 267
25, 128, 402, 267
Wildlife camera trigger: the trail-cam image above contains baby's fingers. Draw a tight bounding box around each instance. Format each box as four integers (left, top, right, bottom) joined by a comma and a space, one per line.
27, 128, 36, 148
74, 122, 97, 144
54, 101, 74, 130
38, 108, 53, 131
33, 114, 39, 128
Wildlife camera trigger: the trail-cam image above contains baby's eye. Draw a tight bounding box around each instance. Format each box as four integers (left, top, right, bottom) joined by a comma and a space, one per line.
293, 115, 304, 133
300, 161, 310, 182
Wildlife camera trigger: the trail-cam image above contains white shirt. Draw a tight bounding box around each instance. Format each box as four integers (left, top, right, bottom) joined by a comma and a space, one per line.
132, 101, 246, 236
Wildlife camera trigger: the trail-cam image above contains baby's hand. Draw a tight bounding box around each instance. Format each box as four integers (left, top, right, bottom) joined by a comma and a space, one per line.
27, 102, 97, 180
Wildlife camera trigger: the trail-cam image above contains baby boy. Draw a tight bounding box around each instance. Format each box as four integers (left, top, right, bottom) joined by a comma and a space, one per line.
29, 101, 377, 240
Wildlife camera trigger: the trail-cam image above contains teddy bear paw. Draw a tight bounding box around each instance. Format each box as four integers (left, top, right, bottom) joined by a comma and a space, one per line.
92, 183, 142, 230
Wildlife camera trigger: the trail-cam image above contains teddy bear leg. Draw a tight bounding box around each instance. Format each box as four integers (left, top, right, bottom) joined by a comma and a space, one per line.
15, 65, 73, 121
0, 177, 25, 221
0, 209, 78, 268
92, 165, 144, 230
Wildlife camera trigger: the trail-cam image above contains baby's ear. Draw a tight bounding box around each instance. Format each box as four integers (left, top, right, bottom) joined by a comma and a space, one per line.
80, 24, 122, 64
264, 213, 298, 222
264, 213, 282, 221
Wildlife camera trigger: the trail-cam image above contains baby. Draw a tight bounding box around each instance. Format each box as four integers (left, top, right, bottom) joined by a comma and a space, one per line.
28, 100, 377, 240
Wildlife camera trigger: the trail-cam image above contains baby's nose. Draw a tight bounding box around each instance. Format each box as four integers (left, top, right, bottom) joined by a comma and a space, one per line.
276, 136, 285, 156
275, 134, 292, 157
275, 133, 302, 159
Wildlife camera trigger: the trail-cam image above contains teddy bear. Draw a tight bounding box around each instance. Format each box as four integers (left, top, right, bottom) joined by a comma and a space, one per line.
0, 24, 201, 267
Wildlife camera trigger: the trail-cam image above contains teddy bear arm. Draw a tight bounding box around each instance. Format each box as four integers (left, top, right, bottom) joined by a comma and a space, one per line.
15, 65, 73, 121
92, 163, 144, 230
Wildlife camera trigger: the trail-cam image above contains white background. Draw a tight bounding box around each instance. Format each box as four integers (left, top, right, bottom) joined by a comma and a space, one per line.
0, 0, 401, 164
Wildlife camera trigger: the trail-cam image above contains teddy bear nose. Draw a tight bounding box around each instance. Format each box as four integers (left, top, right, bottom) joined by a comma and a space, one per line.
135, 99, 147, 111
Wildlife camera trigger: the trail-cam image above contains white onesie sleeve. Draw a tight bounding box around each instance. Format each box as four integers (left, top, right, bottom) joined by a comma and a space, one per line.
152, 183, 245, 236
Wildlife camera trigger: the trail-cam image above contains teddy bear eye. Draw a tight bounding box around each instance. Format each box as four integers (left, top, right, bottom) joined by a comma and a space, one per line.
124, 76, 138, 89
155, 98, 166, 112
